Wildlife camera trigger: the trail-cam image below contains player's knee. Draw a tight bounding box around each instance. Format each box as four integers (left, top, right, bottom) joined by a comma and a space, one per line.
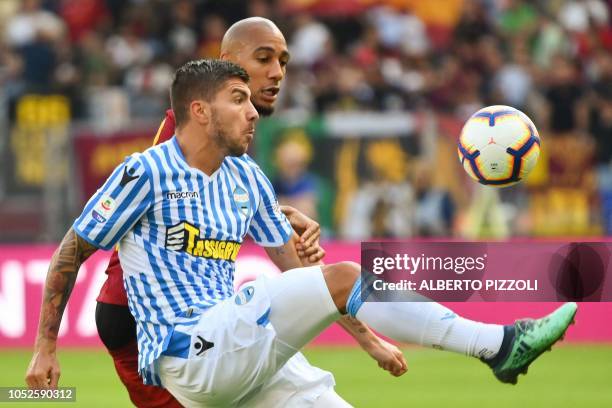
321, 261, 360, 314
322, 261, 360, 285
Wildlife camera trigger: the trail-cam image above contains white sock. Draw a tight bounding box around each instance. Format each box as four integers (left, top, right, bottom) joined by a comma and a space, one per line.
355, 300, 504, 359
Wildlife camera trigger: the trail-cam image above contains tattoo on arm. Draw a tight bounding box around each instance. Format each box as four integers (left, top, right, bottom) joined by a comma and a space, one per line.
348, 316, 368, 333
265, 235, 302, 271
339, 315, 373, 338
36, 229, 97, 345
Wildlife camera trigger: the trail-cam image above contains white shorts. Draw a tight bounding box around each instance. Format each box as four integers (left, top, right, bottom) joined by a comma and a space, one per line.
157, 266, 341, 407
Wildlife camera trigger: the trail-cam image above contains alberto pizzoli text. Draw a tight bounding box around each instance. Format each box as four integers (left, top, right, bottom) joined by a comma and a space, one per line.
373, 279, 538, 292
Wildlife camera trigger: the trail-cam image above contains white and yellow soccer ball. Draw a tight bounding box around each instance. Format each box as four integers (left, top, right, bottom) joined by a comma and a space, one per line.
457, 105, 541, 187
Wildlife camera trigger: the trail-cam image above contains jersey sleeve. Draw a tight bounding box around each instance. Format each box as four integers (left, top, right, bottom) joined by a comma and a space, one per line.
73, 153, 153, 250
247, 161, 293, 247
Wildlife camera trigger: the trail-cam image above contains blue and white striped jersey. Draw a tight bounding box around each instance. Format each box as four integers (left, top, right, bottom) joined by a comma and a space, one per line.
73, 136, 292, 384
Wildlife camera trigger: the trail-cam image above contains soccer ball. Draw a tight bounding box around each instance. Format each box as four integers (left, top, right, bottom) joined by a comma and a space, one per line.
457, 105, 541, 187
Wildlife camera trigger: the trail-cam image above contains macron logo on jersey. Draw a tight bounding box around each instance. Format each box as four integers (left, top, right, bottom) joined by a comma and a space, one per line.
166, 191, 200, 200
165, 221, 241, 261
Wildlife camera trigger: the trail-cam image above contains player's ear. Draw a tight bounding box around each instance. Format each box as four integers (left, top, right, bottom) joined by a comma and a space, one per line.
189, 100, 210, 125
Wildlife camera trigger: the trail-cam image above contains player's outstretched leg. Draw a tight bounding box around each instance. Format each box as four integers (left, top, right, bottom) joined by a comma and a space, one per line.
325, 262, 577, 385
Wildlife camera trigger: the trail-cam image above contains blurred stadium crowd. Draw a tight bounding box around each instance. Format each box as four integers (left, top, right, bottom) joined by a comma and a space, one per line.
0, 0, 610, 242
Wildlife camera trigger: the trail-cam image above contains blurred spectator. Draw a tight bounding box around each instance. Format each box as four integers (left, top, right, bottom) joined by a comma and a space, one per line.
461, 186, 511, 239
5, 0, 65, 88
277, 65, 316, 115
197, 15, 226, 58
544, 56, 586, 134
314, 56, 366, 112
59, 0, 108, 43
532, 12, 570, 69
368, 6, 429, 57
54, 33, 85, 117
588, 50, 612, 102
497, 0, 538, 39
453, 0, 493, 44
5, 0, 64, 48
272, 131, 318, 220
168, 0, 197, 59
79, 31, 112, 86
105, 24, 153, 72
402, 0, 464, 48
454, 69, 484, 120
591, 92, 612, 169
289, 13, 331, 68
427, 54, 461, 111
247, 0, 274, 18
492, 39, 533, 110
558, 0, 609, 33
341, 139, 414, 239
350, 23, 380, 69
412, 160, 455, 237
124, 55, 173, 117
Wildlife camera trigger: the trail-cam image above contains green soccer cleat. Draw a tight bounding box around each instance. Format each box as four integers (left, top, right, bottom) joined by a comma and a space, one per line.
484, 302, 578, 385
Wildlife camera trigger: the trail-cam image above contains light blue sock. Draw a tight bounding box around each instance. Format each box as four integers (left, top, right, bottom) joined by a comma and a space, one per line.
346, 275, 503, 359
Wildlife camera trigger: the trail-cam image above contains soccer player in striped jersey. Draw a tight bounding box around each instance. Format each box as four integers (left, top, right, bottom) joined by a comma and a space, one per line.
90, 17, 406, 407
26, 18, 406, 407
95, 108, 337, 407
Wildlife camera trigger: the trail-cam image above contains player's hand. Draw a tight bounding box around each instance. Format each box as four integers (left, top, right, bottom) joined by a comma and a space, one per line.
25, 350, 61, 389
364, 338, 407, 377
280, 205, 325, 263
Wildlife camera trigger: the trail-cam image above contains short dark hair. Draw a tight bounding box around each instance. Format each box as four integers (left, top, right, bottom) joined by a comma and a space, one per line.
170, 59, 250, 127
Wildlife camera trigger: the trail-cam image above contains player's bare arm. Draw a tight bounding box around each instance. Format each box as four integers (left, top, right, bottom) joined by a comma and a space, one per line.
264, 234, 304, 272
25, 229, 98, 389
337, 317, 407, 377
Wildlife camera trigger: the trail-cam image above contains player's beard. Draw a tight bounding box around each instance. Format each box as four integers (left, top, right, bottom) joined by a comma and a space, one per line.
211, 111, 248, 157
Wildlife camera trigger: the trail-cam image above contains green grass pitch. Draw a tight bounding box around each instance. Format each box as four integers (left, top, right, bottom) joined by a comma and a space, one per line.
1, 345, 611, 407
